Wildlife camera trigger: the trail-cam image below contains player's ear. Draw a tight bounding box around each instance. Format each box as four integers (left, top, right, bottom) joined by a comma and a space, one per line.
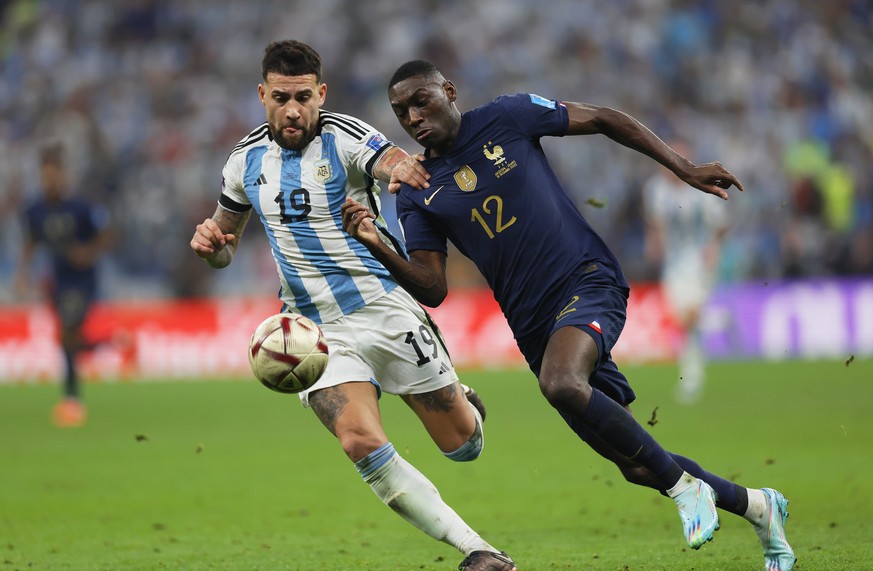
258, 83, 266, 106
443, 80, 457, 103
318, 82, 327, 105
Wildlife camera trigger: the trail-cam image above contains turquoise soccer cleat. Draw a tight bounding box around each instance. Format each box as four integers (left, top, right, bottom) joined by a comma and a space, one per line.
674, 478, 719, 549
756, 488, 796, 571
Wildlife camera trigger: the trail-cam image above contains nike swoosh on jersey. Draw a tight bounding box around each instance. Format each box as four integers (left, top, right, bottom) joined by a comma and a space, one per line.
424, 185, 445, 205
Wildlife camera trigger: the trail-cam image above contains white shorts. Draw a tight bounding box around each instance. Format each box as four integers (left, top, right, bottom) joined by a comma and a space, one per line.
662, 257, 715, 318
298, 287, 460, 407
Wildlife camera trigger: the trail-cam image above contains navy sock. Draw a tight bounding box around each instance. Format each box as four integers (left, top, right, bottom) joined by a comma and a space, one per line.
62, 349, 79, 399
670, 453, 748, 516
579, 388, 683, 489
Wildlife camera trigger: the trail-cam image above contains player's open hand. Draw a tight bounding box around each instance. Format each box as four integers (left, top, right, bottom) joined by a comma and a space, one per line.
679, 162, 745, 200
341, 199, 379, 245
388, 153, 429, 194
190, 218, 235, 259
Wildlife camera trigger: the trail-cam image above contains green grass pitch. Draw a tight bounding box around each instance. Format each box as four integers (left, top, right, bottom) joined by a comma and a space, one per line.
2, 358, 871, 570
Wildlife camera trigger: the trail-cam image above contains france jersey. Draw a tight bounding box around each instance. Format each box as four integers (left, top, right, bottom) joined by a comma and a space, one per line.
396, 93, 629, 338
219, 111, 402, 324
24, 196, 108, 291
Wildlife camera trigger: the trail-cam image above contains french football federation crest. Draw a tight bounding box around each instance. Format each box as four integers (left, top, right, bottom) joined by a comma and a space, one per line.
483, 141, 506, 165
454, 165, 477, 191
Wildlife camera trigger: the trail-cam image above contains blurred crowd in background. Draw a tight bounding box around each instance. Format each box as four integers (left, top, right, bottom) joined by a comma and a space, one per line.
2, 0, 871, 302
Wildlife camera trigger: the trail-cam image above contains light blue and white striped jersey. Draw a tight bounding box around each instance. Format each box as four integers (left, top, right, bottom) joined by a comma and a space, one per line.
218, 111, 405, 324
643, 172, 729, 272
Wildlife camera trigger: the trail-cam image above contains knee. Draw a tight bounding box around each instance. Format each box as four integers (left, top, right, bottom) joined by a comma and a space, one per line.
620, 465, 659, 488
538, 369, 592, 411
337, 428, 387, 463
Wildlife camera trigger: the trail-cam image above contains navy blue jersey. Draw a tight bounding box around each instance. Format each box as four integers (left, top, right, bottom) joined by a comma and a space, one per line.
23, 197, 108, 288
396, 93, 629, 338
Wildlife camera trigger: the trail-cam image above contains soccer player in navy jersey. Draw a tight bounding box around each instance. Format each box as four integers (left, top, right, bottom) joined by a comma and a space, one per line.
15, 144, 112, 428
341, 60, 795, 571
190, 42, 515, 571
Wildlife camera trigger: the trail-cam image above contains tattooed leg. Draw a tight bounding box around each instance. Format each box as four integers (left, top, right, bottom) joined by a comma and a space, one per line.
402, 381, 482, 456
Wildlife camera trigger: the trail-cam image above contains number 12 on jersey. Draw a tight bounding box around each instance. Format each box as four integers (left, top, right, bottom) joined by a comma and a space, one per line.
471, 195, 516, 239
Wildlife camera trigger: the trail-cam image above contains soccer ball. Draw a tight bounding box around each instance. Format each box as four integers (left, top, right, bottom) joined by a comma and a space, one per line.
248, 313, 329, 394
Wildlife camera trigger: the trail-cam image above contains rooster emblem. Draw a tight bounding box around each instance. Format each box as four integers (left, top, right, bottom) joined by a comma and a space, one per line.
483, 142, 506, 165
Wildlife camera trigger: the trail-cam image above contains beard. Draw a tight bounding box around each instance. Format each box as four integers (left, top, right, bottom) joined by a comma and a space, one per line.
271, 121, 312, 151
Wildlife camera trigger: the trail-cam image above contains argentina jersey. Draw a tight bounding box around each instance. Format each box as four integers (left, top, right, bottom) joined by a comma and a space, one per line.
219, 112, 402, 324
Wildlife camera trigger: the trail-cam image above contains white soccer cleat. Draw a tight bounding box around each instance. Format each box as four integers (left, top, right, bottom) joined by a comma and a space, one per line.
673, 477, 719, 549
756, 488, 796, 571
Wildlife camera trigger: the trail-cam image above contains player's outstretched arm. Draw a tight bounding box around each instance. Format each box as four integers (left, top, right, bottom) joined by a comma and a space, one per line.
190, 206, 250, 269
341, 198, 447, 306
372, 146, 430, 194
564, 102, 744, 200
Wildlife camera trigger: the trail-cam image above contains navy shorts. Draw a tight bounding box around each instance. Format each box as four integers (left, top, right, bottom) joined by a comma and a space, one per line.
52, 285, 96, 330
517, 282, 636, 407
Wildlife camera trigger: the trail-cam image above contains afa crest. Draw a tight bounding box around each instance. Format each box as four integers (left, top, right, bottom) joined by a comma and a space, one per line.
453, 165, 477, 191
314, 161, 333, 183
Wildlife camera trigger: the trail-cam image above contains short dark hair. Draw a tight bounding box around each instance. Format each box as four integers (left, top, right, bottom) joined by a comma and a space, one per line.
388, 60, 443, 89
262, 40, 322, 82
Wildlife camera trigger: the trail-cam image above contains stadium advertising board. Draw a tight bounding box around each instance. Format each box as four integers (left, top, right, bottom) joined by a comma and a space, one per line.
0, 278, 869, 383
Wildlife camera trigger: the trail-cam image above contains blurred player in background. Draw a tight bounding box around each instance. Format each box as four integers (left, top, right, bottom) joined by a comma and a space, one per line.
15, 144, 112, 428
342, 61, 795, 571
189, 41, 515, 571
643, 138, 730, 404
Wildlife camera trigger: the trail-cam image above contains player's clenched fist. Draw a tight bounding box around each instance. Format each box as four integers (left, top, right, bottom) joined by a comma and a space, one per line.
190, 218, 235, 259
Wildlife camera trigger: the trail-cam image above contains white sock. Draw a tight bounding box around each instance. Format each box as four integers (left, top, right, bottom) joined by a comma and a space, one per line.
678, 329, 705, 392
666, 472, 697, 498
743, 488, 768, 526
355, 442, 496, 555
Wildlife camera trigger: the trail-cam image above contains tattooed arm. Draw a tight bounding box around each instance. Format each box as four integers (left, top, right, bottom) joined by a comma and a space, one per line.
372, 146, 430, 193
190, 205, 252, 269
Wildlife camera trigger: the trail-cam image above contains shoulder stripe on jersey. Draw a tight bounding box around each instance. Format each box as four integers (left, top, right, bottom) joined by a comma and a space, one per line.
320, 117, 367, 139
320, 111, 370, 135
231, 123, 270, 153
219, 194, 253, 213
320, 111, 369, 139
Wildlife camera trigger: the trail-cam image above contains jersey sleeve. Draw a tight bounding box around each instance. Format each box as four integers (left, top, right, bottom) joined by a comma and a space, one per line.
396, 190, 448, 255
320, 112, 393, 178
218, 152, 252, 213
498, 93, 569, 139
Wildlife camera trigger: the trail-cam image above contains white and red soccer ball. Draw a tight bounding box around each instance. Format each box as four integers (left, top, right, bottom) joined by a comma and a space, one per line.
248, 313, 329, 393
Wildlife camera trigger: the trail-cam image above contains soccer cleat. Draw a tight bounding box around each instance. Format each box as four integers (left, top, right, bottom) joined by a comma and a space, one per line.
673, 478, 719, 549
52, 398, 87, 428
461, 384, 487, 422
458, 550, 517, 571
756, 488, 796, 571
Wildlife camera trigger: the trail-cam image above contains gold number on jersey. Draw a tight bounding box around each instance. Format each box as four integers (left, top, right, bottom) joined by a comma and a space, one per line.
471, 195, 516, 239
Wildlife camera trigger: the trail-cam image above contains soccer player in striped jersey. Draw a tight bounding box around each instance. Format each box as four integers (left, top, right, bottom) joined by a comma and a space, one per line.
643, 138, 731, 404
342, 60, 795, 571
189, 42, 515, 571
